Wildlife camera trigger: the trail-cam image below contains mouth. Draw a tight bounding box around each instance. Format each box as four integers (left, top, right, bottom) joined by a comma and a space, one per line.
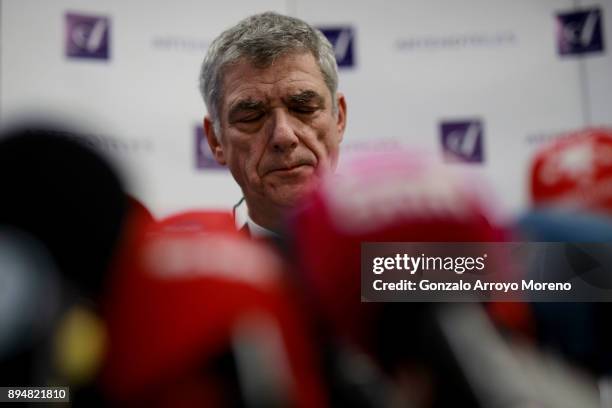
267, 163, 314, 176
267, 157, 314, 171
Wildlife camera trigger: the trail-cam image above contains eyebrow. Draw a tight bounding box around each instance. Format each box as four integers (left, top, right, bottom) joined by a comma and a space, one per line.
286, 90, 325, 106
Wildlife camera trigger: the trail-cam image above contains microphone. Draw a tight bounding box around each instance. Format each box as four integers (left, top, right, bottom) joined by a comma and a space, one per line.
530, 127, 612, 214
0, 123, 135, 404
523, 127, 612, 376
101, 210, 328, 407
0, 124, 128, 299
515, 210, 612, 375
287, 150, 506, 348
285, 149, 511, 406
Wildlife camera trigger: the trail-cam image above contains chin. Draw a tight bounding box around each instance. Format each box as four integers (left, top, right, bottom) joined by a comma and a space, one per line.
266, 175, 321, 207
271, 186, 316, 208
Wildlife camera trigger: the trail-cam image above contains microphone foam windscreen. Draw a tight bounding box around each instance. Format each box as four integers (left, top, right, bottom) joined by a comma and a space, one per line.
287, 150, 505, 349
530, 128, 612, 214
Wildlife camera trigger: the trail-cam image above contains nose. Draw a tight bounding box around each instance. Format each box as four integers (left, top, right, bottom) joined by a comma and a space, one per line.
269, 109, 299, 153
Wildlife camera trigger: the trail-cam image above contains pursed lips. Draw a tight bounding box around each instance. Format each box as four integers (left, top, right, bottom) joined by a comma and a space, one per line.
265, 160, 315, 175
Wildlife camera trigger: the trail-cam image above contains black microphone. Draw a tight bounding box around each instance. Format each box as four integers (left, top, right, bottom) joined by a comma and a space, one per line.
0, 124, 128, 299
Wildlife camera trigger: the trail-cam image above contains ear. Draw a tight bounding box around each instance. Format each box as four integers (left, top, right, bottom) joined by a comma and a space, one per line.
335, 92, 347, 143
204, 116, 226, 165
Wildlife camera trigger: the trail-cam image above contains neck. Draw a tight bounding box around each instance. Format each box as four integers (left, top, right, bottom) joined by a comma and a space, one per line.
245, 199, 285, 234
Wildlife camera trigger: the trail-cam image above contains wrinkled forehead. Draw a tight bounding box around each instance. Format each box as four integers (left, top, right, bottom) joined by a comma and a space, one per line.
218, 52, 330, 108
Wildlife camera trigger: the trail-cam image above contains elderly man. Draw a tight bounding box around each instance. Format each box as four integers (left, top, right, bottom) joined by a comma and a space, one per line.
199, 12, 347, 236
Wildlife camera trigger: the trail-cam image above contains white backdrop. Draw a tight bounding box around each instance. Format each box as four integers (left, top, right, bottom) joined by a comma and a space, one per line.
1, 0, 611, 218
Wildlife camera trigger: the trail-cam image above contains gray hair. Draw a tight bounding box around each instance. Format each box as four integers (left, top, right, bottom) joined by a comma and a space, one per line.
199, 12, 339, 135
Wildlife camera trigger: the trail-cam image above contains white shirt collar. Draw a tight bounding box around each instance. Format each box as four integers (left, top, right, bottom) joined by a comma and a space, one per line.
246, 214, 277, 238
233, 198, 278, 238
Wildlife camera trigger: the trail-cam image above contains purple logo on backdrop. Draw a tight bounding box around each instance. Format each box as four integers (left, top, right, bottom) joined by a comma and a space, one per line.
318, 27, 355, 68
556, 8, 604, 56
440, 120, 484, 163
65, 12, 110, 60
195, 126, 225, 170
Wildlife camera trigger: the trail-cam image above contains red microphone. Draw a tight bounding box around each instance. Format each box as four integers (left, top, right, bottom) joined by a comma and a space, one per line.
287, 150, 513, 353
531, 127, 612, 213
101, 210, 328, 407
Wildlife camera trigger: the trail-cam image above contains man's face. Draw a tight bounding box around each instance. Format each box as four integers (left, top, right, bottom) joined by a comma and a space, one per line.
205, 52, 346, 218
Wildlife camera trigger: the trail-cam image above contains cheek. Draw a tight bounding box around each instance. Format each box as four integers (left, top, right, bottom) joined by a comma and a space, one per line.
227, 136, 267, 180
315, 123, 341, 161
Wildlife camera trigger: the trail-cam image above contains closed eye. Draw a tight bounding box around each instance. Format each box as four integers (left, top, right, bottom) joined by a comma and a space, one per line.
228, 99, 266, 124
286, 91, 325, 115
291, 106, 317, 114
238, 113, 264, 123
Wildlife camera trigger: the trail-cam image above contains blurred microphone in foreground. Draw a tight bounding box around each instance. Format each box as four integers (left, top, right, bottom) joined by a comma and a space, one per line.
285, 149, 521, 407
530, 128, 612, 214
0, 124, 129, 298
101, 210, 328, 407
0, 123, 138, 403
518, 128, 612, 383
